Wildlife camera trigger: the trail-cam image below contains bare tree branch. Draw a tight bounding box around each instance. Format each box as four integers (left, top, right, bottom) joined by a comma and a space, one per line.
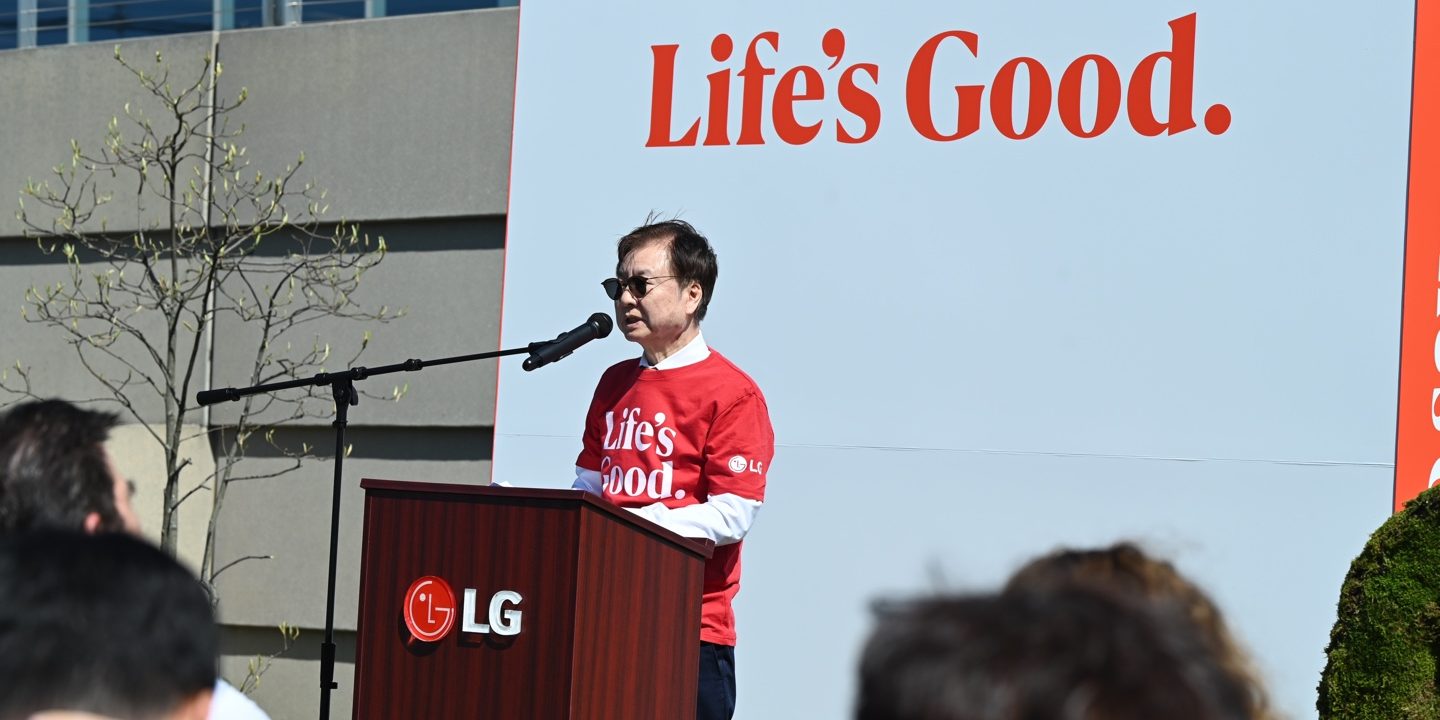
7, 47, 400, 592
213, 554, 274, 582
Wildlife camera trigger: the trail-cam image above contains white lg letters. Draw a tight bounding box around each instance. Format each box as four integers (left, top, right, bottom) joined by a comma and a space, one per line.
462, 589, 524, 636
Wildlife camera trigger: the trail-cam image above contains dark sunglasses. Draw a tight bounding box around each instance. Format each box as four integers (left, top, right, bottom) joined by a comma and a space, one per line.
602, 275, 679, 300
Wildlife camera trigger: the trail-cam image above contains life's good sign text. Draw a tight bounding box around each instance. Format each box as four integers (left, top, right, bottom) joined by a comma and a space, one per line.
647, 13, 1230, 147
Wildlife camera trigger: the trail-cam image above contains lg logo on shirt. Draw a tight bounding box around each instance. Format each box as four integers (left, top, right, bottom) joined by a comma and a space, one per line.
403, 576, 524, 642
728, 455, 763, 474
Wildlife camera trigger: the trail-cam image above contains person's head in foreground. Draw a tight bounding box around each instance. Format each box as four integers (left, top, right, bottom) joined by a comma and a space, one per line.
0, 399, 139, 536
854, 587, 1255, 720
0, 530, 217, 720
1005, 542, 1272, 719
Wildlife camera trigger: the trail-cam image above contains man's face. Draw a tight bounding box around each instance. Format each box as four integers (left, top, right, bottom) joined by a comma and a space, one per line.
614, 240, 701, 358
104, 450, 140, 535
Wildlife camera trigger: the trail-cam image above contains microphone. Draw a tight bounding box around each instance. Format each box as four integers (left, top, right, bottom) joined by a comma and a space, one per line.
196, 388, 241, 406
523, 313, 614, 372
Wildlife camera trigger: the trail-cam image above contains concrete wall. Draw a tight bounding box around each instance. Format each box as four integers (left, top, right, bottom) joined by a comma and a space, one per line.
0, 9, 517, 719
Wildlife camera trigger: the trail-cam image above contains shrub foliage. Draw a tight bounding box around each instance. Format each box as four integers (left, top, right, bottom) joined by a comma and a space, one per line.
1318, 485, 1440, 718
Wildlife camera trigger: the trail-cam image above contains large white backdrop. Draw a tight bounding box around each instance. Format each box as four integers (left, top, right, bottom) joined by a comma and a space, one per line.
494, 2, 1415, 717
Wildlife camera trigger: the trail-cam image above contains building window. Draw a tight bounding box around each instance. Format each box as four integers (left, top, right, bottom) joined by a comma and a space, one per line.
384, 0, 514, 18
298, 0, 362, 24
2, 0, 69, 50
89, 0, 210, 41
0, 0, 517, 49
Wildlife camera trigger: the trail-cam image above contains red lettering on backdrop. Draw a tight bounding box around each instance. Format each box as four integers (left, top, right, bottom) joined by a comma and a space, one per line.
774, 65, 824, 145
990, 56, 1050, 140
838, 63, 882, 143
824, 28, 881, 145
1128, 13, 1198, 136
704, 34, 734, 146
1394, 0, 1440, 511
906, 30, 982, 141
1059, 54, 1122, 137
647, 44, 700, 147
645, 14, 1230, 147
737, 32, 780, 145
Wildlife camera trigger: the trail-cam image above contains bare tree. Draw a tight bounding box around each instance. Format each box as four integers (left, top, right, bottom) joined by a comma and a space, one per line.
3, 46, 402, 587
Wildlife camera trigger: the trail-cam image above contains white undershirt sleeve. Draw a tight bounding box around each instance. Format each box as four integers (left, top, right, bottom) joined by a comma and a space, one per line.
625, 493, 762, 546
573, 466, 603, 495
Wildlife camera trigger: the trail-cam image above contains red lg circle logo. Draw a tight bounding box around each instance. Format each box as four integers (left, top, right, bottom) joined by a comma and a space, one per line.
403, 576, 456, 643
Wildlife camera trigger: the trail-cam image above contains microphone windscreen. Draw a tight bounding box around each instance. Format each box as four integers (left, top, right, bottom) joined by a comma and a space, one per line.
590, 312, 614, 338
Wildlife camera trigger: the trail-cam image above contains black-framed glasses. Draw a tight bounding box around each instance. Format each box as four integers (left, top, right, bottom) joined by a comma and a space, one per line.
602, 275, 679, 300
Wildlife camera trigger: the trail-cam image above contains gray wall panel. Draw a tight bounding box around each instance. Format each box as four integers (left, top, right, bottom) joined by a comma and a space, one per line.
0, 35, 217, 238
0, 11, 519, 719
0, 240, 202, 424
220, 626, 355, 720
213, 9, 517, 223
206, 217, 504, 428
211, 426, 492, 629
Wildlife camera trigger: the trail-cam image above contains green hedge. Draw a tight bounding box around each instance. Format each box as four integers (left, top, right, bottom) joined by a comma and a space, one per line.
1318, 485, 1440, 719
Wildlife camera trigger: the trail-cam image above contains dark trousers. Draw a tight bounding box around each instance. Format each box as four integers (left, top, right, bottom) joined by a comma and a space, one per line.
697, 641, 736, 720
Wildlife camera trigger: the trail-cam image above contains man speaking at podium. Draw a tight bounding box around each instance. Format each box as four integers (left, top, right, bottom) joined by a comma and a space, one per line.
572, 219, 774, 720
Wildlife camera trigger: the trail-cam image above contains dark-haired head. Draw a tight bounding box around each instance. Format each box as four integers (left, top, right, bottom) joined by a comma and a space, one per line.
0, 530, 217, 719
1004, 542, 1274, 720
856, 588, 1256, 720
0, 399, 137, 536
616, 218, 719, 321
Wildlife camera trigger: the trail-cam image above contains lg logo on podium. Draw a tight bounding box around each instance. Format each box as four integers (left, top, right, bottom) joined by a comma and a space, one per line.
403, 576, 524, 643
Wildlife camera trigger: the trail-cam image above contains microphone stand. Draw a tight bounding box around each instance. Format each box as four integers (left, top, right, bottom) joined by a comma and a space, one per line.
197, 342, 548, 720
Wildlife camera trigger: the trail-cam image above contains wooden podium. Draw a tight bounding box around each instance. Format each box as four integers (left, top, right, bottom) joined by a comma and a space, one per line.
352, 479, 713, 719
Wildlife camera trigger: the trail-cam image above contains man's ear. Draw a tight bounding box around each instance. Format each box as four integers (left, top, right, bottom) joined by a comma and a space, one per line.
685, 282, 703, 313
173, 689, 212, 720
82, 512, 102, 534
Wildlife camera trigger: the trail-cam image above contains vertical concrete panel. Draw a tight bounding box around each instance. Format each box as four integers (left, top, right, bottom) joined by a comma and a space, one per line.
220, 627, 356, 720
0, 34, 216, 238
106, 422, 216, 574
212, 427, 492, 629
214, 9, 517, 221
206, 218, 505, 429
0, 247, 206, 424
0, 12, 520, 720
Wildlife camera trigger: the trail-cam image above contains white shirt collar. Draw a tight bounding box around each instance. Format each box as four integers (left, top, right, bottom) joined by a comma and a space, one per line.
639, 330, 710, 370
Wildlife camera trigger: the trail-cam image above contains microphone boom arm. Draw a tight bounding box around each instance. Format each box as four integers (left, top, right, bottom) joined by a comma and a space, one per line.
196, 343, 546, 407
